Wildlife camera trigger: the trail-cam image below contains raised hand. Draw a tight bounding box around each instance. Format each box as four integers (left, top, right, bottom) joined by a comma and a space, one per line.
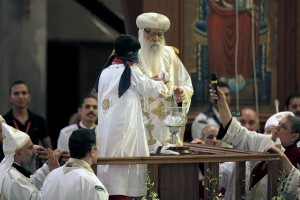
46, 149, 65, 171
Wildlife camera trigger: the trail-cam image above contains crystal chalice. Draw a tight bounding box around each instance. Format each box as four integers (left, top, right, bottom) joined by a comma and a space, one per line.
162, 107, 187, 145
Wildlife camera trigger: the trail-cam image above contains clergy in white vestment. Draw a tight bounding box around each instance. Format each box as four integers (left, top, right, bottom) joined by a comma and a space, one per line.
218, 112, 294, 200
57, 94, 98, 152
136, 12, 194, 151
210, 87, 300, 200
95, 34, 169, 199
0, 115, 63, 200
42, 129, 108, 200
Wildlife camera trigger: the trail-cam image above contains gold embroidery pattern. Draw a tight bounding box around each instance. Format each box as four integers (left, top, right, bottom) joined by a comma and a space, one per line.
137, 47, 188, 146
102, 96, 113, 113
163, 53, 174, 98
144, 111, 156, 145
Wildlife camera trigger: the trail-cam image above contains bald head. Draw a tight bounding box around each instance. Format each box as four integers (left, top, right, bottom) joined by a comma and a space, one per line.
238, 108, 260, 131
201, 125, 220, 146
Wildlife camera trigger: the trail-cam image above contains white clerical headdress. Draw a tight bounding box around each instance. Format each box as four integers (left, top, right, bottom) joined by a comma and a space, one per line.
0, 119, 30, 190
136, 12, 170, 32
2, 123, 30, 154
264, 111, 294, 129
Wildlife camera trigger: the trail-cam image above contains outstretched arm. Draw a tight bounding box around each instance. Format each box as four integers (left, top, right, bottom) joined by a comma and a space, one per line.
210, 87, 232, 128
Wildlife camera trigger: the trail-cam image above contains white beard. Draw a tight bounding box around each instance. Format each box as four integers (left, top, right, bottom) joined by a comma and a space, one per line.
138, 30, 166, 77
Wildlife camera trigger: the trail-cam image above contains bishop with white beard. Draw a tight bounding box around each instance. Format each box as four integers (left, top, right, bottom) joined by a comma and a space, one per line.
136, 12, 194, 151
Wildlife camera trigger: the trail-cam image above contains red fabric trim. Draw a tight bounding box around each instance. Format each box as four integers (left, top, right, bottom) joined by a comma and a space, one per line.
113, 58, 133, 66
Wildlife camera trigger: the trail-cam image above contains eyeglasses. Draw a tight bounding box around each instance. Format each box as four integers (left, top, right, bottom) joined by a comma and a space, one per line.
144, 29, 164, 38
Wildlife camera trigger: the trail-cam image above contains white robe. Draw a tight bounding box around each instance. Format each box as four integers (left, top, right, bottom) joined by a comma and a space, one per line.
222, 118, 300, 199
138, 46, 194, 150
219, 162, 236, 200
57, 122, 98, 152
278, 166, 300, 199
1, 163, 49, 200
221, 117, 293, 200
97, 62, 168, 196
42, 159, 108, 200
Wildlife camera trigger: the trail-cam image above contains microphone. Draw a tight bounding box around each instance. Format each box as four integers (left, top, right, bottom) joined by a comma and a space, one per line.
210, 73, 218, 104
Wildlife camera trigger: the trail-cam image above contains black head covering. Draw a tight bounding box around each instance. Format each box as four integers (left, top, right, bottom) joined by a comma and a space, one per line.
95, 34, 141, 97
114, 34, 141, 56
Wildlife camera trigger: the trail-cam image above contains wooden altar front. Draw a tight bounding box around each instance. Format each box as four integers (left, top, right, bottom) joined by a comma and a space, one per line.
95, 143, 281, 200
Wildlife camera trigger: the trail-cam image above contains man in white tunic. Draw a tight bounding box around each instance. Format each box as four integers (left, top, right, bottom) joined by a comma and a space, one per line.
136, 12, 194, 151
0, 115, 62, 200
42, 128, 108, 200
95, 34, 169, 199
210, 87, 300, 199
218, 111, 294, 200
57, 94, 98, 152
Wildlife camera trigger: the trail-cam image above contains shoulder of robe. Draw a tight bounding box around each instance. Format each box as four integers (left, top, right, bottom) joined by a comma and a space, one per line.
170, 46, 179, 55
7, 168, 24, 180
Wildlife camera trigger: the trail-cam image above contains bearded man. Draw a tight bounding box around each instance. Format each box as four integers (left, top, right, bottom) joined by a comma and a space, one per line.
136, 12, 194, 151
0, 115, 63, 200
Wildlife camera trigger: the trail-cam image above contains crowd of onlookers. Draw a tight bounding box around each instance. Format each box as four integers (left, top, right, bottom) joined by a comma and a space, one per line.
1, 78, 299, 200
